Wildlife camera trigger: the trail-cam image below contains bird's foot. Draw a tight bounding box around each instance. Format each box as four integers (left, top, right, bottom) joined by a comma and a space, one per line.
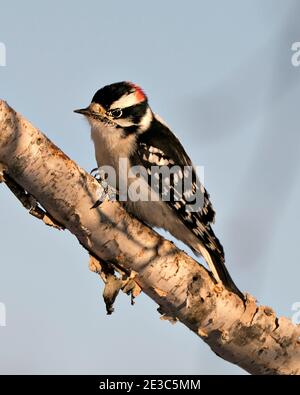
90, 167, 117, 209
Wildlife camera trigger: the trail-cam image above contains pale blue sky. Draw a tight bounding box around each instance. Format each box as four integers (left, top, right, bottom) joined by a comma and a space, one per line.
0, 0, 299, 374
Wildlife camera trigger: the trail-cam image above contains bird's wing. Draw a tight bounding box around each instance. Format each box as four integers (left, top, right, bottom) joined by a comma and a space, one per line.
132, 115, 224, 259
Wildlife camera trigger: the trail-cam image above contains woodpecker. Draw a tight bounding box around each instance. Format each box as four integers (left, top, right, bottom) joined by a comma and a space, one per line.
75, 81, 243, 299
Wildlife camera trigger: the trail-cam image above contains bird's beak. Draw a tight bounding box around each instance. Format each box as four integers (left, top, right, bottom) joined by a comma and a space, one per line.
74, 107, 92, 116
74, 103, 106, 118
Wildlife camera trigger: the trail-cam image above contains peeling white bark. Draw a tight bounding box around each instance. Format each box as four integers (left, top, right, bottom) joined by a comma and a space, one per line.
0, 100, 299, 375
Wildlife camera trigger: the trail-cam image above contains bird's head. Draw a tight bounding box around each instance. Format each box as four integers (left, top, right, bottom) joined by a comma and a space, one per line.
74, 81, 153, 134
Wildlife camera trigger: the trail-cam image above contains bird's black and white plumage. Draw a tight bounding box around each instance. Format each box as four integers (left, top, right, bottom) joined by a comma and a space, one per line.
74, 81, 243, 299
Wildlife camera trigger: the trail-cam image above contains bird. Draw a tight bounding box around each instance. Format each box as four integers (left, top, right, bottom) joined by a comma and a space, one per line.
74, 81, 244, 299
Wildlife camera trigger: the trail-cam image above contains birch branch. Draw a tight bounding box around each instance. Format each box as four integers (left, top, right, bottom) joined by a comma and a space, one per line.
0, 100, 299, 375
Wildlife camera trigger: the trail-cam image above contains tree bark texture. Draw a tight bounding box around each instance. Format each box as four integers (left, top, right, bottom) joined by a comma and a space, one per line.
0, 100, 299, 375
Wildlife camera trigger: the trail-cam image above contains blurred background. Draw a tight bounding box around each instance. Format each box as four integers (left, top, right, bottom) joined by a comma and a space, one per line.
0, 0, 299, 375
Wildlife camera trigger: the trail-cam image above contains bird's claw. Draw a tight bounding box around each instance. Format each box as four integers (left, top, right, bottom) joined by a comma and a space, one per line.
90, 167, 100, 178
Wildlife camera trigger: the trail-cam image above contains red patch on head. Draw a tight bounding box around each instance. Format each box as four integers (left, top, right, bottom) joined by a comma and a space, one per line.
130, 83, 146, 102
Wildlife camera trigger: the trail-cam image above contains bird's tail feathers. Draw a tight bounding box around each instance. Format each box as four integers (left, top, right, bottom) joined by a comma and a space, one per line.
196, 243, 244, 300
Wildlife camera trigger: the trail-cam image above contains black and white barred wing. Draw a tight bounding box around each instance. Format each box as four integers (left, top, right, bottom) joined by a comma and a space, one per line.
135, 140, 215, 225
134, 140, 225, 260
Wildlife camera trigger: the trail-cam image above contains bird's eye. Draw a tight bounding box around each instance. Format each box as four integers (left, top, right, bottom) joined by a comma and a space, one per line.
108, 108, 123, 118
